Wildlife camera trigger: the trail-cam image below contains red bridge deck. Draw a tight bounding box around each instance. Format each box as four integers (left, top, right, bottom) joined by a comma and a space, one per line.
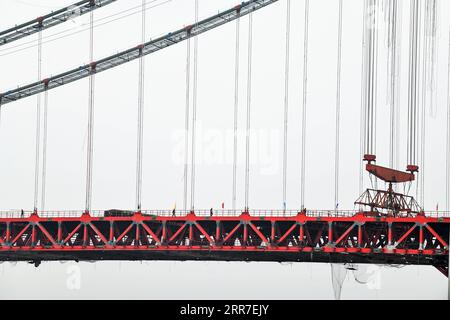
0, 210, 448, 274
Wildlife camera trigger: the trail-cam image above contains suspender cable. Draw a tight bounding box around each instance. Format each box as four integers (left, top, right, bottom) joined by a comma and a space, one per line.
446, 28, 450, 211
428, 0, 438, 117
360, 0, 368, 194
244, 11, 253, 211
282, 0, 291, 211
135, 0, 146, 212
387, 0, 401, 170
300, 0, 309, 210
418, 0, 438, 207
85, 9, 95, 213
34, 27, 43, 212
190, 0, 199, 212
41, 86, 49, 210
334, 0, 343, 211
419, 0, 431, 207
364, 0, 379, 159
406, 0, 420, 175
183, 36, 191, 211
232, 11, 241, 211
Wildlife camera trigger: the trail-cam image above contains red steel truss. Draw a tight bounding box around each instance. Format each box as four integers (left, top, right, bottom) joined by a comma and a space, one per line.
0, 210, 448, 275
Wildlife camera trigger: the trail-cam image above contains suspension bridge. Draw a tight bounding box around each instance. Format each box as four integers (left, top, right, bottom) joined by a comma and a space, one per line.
0, 0, 449, 292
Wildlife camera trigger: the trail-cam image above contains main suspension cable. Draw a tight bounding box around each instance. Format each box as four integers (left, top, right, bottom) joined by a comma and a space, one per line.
300, 0, 309, 210
282, 0, 291, 211
244, 11, 253, 211
190, 0, 199, 212
232, 11, 241, 211
85, 9, 95, 213
135, 0, 146, 212
334, 0, 343, 211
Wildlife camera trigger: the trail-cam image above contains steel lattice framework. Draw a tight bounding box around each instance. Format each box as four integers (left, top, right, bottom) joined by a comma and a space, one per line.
0, 211, 448, 276
0, 0, 117, 46
0, 0, 279, 106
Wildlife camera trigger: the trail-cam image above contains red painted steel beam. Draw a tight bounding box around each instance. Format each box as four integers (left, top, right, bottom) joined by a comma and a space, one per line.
366, 164, 415, 183
0, 212, 448, 271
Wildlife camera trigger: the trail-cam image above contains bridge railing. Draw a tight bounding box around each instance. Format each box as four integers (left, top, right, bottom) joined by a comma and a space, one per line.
0, 209, 449, 218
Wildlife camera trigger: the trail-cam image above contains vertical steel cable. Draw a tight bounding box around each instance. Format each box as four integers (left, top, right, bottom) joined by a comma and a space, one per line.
387, 0, 402, 174
360, 0, 369, 194
387, 0, 394, 168
41, 89, 48, 210
34, 29, 42, 212
282, 0, 291, 211
85, 10, 95, 212
183, 37, 191, 211
395, 0, 403, 172
136, 0, 146, 211
300, 0, 309, 210
428, 0, 438, 117
407, 0, 420, 169
373, 0, 380, 160
419, 0, 430, 207
232, 14, 241, 211
335, 0, 343, 211
190, 0, 199, 211
244, 11, 253, 211
365, 0, 379, 158
446, 28, 450, 211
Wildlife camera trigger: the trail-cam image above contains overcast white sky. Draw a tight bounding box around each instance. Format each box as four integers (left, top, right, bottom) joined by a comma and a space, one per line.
0, 0, 448, 299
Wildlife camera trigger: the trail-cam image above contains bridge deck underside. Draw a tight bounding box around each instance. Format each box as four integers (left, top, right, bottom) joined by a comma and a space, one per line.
0, 213, 448, 269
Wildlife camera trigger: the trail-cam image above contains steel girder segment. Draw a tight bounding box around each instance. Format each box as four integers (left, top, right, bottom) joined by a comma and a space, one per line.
0, 214, 448, 271
0, 0, 279, 106
0, 0, 117, 46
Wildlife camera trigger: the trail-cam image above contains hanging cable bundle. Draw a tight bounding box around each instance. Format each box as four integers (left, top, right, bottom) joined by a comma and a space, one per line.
300, 0, 309, 210
406, 0, 420, 175
446, 28, 450, 211
33, 28, 43, 212
282, 0, 291, 211
135, 0, 146, 212
183, 35, 191, 211
190, 0, 199, 212
362, 0, 379, 161
334, 0, 343, 211
85, 10, 95, 213
244, 11, 253, 212
386, 0, 402, 170
428, 0, 438, 117
41, 85, 49, 210
418, 0, 438, 207
359, 0, 369, 194
232, 10, 241, 211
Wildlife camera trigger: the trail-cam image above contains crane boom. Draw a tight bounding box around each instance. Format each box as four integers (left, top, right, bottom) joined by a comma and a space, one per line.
0, 0, 279, 106
0, 0, 117, 47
